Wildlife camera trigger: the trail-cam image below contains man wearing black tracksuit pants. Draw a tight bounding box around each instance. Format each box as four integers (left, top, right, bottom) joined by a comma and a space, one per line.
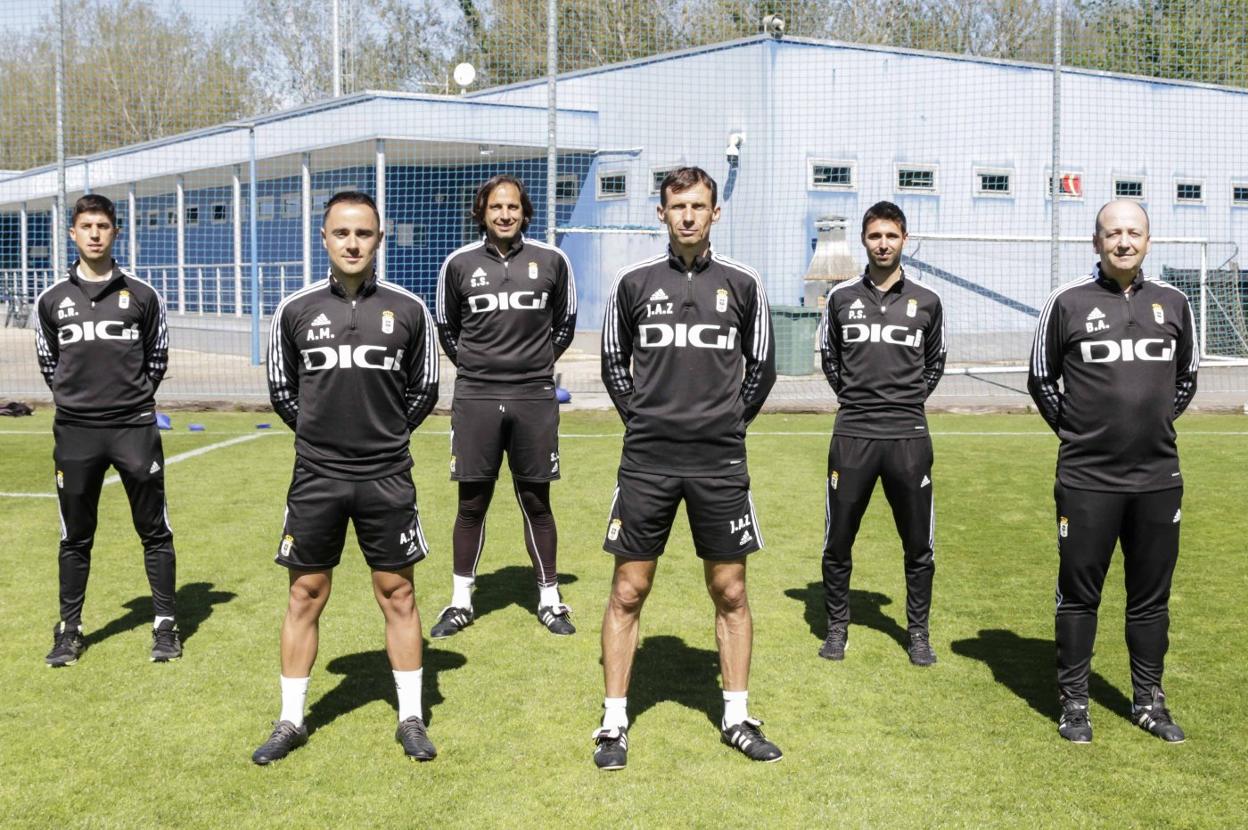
818, 201, 946, 667
1029, 199, 1196, 744
431, 174, 577, 638
34, 193, 180, 667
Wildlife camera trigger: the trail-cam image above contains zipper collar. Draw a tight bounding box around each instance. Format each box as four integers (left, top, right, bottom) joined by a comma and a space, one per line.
482, 233, 526, 262
1093, 263, 1146, 294
67, 259, 127, 293
860, 266, 907, 296
328, 268, 378, 300
666, 244, 713, 274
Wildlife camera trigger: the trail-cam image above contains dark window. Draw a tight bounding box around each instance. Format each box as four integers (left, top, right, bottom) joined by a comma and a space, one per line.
211, 204, 229, 223
184, 206, 199, 226
977, 172, 1010, 194
811, 164, 853, 188
1115, 179, 1144, 199
555, 176, 580, 204
898, 168, 936, 191
598, 173, 627, 198
1232, 185, 1248, 204
1176, 182, 1202, 202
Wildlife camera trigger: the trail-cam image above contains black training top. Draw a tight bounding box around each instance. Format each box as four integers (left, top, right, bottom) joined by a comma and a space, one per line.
436, 234, 576, 399
35, 260, 169, 427
819, 269, 946, 439
601, 246, 776, 477
1028, 265, 1198, 492
267, 271, 439, 481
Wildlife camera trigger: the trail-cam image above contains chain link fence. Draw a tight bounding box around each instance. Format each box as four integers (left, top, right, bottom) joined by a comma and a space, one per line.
2, 0, 1247, 408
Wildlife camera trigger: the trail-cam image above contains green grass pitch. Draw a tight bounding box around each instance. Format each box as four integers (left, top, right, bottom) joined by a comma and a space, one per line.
1, 410, 1246, 828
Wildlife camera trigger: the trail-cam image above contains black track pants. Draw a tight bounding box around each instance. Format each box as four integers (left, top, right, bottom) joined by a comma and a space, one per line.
1054, 482, 1181, 707
53, 423, 176, 626
821, 434, 935, 633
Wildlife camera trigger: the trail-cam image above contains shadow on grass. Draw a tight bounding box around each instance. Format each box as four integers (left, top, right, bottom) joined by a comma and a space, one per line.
305, 644, 466, 733
472, 564, 578, 621
951, 629, 1134, 724
783, 582, 909, 652
86, 581, 236, 646
628, 634, 722, 729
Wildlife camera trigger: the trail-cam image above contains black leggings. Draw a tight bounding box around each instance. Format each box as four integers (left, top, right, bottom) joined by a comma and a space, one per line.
452, 480, 558, 588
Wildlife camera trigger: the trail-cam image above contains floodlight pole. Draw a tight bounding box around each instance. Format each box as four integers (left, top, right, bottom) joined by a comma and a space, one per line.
332, 0, 342, 97
545, 0, 557, 245
54, 0, 67, 278
249, 126, 261, 366
1050, 0, 1063, 290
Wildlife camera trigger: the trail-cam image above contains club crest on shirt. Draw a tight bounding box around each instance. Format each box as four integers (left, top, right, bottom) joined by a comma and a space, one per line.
119, 289, 131, 310
716, 288, 729, 313
1152, 303, 1164, 325
1059, 516, 1069, 538
528, 261, 539, 280
382, 309, 395, 334
608, 518, 622, 541
906, 298, 917, 318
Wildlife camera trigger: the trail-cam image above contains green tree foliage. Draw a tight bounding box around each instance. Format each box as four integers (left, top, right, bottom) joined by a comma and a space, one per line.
0, 0, 263, 170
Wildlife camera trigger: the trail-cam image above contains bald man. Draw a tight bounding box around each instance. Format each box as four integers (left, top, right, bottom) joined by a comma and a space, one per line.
1028, 200, 1198, 744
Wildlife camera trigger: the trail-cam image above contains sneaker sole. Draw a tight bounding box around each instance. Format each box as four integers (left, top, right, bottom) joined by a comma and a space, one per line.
151, 655, 182, 662
596, 762, 626, 771
46, 658, 79, 668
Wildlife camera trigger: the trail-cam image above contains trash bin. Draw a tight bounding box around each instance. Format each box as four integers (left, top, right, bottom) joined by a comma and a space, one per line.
770, 305, 821, 376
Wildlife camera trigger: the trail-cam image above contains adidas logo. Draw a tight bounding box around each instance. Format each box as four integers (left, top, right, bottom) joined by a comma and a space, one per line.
920, 475, 931, 487
1087, 307, 1105, 321
59, 297, 75, 308
649, 288, 669, 302
311, 313, 331, 327
850, 298, 865, 310
739, 530, 753, 546
149, 461, 162, 474
471, 267, 487, 278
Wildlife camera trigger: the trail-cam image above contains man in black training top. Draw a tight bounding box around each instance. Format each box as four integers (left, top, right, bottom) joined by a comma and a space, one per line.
817, 201, 946, 666
431, 175, 577, 637
1029, 199, 1196, 745
35, 193, 180, 667
594, 167, 778, 770
252, 191, 440, 765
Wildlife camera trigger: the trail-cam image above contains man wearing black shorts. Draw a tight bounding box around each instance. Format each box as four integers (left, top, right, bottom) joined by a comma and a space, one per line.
431, 175, 577, 637
593, 167, 778, 769
35, 193, 180, 667
252, 191, 440, 764
817, 201, 946, 666
1029, 199, 1196, 744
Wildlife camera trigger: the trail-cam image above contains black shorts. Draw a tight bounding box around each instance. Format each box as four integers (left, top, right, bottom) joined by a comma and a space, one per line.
602, 469, 762, 561
450, 397, 560, 482
276, 463, 429, 571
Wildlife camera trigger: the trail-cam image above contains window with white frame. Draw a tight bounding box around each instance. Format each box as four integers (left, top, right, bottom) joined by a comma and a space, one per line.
555, 174, 580, 205
211, 203, 229, 223
258, 197, 276, 221
146, 210, 160, 227
597, 171, 627, 200
1045, 171, 1084, 200
165, 209, 178, 226
1174, 180, 1204, 204
650, 167, 679, 195
808, 160, 855, 191
1114, 177, 1145, 200
1233, 182, 1248, 206
282, 192, 301, 219
184, 206, 200, 227
974, 168, 1012, 197
896, 165, 937, 193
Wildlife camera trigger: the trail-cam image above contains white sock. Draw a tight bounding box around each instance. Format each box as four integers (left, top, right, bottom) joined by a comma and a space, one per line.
602, 696, 628, 730
723, 689, 749, 729
153, 615, 175, 629
539, 584, 562, 608
451, 574, 475, 610
280, 675, 310, 727
394, 668, 424, 722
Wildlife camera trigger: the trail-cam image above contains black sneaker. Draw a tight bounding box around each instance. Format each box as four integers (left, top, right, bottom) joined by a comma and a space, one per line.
538, 603, 576, 636
1058, 699, 1092, 744
721, 717, 783, 762
908, 630, 937, 666
46, 622, 86, 668
430, 606, 473, 639
818, 625, 847, 660
1133, 688, 1185, 743
252, 720, 308, 765
592, 726, 628, 770
150, 619, 183, 662
396, 716, 437, 760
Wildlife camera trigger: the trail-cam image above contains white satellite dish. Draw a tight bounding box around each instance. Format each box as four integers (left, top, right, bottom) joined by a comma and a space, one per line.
453, 63, 477, 91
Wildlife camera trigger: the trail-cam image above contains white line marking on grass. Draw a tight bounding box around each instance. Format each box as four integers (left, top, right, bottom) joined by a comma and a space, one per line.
1, 432, 271, 498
